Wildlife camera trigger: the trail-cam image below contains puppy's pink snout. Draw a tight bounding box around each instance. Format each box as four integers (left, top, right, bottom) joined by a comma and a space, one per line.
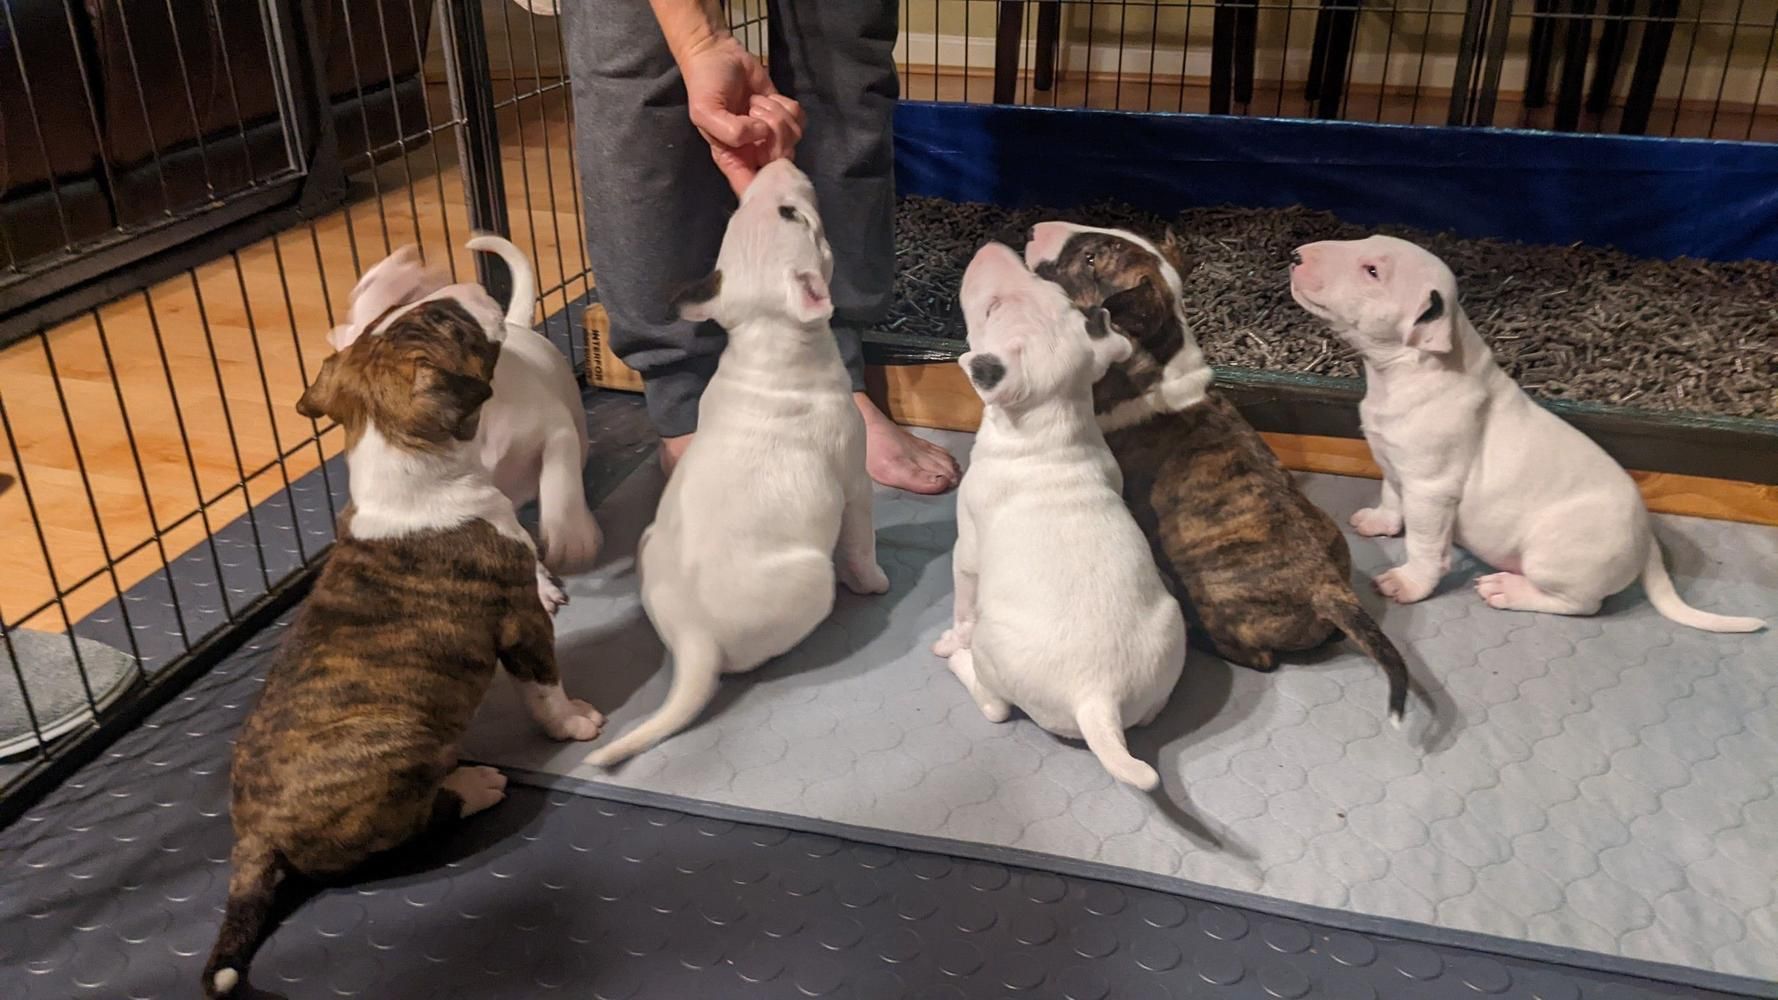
1289, 245, 1323, 292
1024, 222, 1071, 269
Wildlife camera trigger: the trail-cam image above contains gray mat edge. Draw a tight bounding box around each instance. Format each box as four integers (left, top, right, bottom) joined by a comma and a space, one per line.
487, 766, 1778, 998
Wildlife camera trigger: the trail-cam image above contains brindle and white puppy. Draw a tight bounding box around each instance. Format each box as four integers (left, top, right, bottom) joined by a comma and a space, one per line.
1026, 222, 1412, 725
201, 298, 604, 998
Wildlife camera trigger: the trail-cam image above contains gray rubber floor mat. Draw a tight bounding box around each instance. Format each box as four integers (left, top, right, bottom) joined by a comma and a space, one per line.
0, 606, 1761, 1000
462, 430, 1778, 986
1, 629, 138, 758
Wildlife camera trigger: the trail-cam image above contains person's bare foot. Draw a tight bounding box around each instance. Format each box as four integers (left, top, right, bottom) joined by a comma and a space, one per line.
655, 396, 959, 495
855, 392, 960, 495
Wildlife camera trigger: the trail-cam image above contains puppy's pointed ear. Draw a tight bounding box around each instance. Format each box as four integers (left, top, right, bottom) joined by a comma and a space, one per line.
959, 342, 1026, 409
671, 270, 723, 324
787, 268, 833, 324
1158, 228, 1193, 279
296, 354, 346, 420
1401, 288, 1453, 354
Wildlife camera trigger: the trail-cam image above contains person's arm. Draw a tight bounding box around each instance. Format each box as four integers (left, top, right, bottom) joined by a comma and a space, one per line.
649, 0, 725, 61
647, 0, 805, 195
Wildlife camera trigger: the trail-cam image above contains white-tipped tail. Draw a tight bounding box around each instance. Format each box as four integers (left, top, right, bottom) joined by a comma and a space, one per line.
584, 634, 722, 767
1641, 540, 1765, 633
466, 233, 537, 329
1076, 699, 1159, 791
211, 969, 239, 995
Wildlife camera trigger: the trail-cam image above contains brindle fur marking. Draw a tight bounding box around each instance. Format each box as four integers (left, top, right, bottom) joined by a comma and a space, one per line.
204, 302, 557, 997
1036, 231, 1411, 720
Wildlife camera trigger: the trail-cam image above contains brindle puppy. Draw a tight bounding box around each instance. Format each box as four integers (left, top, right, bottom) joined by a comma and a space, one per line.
1027, 224, 1412, 724
202, 298, 603, 998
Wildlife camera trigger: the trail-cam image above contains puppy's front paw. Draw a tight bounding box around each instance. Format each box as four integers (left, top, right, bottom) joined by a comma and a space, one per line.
839, 561, 891, 596
536, 566, 569, 616
1374, 565, 1437, 604
932, 623, 973, 658
542, 508, 603, 575
542, 698, 605, 742
1350, 506, 1404, 537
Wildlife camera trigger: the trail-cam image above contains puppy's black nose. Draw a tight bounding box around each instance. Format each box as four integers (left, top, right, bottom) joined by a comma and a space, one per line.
1289, 250, 1303, 267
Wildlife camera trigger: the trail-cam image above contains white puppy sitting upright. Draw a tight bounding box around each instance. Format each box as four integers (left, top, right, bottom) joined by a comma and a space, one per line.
935, 242, 1187, 791
1290, 234, 1763, 632
585, 160, 889, 768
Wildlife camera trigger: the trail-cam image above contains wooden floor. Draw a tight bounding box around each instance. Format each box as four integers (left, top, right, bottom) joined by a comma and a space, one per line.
5, 65, 1773, 634
0, 88, 589, 631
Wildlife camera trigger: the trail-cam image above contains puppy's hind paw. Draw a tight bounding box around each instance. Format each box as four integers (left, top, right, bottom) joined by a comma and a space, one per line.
443, 765, 509, 817
1374, 565, 1437, 605
1350, 506, 1404, 538
839, 561, 891, 596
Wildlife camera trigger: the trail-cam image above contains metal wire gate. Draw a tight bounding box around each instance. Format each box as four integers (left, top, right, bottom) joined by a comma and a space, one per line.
0, 0, 591, 824
2, 0, 1772, 825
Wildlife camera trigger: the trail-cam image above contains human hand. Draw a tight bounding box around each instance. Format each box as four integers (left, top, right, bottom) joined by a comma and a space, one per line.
678, 35, 805, 195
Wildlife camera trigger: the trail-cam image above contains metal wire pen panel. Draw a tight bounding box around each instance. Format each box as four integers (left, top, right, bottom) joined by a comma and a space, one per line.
895, 1, 1776, 139
0, 0, 590, 822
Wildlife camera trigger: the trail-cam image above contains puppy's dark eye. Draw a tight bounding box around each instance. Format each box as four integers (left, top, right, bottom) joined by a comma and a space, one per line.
1084, 252, 1097, 269
1364, 264, 1380, 279
779, 205, 800, 223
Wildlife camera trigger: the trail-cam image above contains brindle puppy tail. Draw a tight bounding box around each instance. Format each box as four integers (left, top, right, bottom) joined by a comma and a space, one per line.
202, 841, 288, 997
1314, 589, 1411, 728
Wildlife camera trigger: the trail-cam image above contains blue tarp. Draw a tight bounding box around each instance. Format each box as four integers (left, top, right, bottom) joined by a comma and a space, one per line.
893, 102, 1778, 263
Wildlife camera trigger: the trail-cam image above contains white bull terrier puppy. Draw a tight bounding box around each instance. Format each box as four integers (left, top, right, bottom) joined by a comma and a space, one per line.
935, 242, 1187, 791
585, 161, 889, 768
329, 237, 603, 611
1289, 234, 1764, 632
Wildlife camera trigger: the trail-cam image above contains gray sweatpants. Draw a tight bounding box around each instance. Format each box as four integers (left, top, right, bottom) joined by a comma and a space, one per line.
561, 1, 899, 437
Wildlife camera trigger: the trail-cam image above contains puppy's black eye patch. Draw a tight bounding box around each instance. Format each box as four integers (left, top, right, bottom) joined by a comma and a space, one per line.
968, 353, 1007, 390
1416, 289, 1445, 324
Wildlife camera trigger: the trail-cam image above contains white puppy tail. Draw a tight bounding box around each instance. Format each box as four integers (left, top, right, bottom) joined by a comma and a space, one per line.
1076, 699, 1159, 791
466, 233, 537, 329
584, 634, 723, 768
1640, 540, 1765, 633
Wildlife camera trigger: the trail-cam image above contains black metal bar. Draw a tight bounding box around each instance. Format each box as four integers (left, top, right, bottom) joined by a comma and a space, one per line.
1306, 0, 1333, 101
1554, 0, 1599, 131
1034, 0, 1062, 92
1525, 0, 1560, 109
1475, 0, 1520, 127
1314, 0, 1361, 119
1447, 0, 1493, 124
993, 2, 1027, 105
1587, 0, 1635, 114
442, 0, 513, 303
1211, 0, 1237, 114
1233, 0, 1259, 106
